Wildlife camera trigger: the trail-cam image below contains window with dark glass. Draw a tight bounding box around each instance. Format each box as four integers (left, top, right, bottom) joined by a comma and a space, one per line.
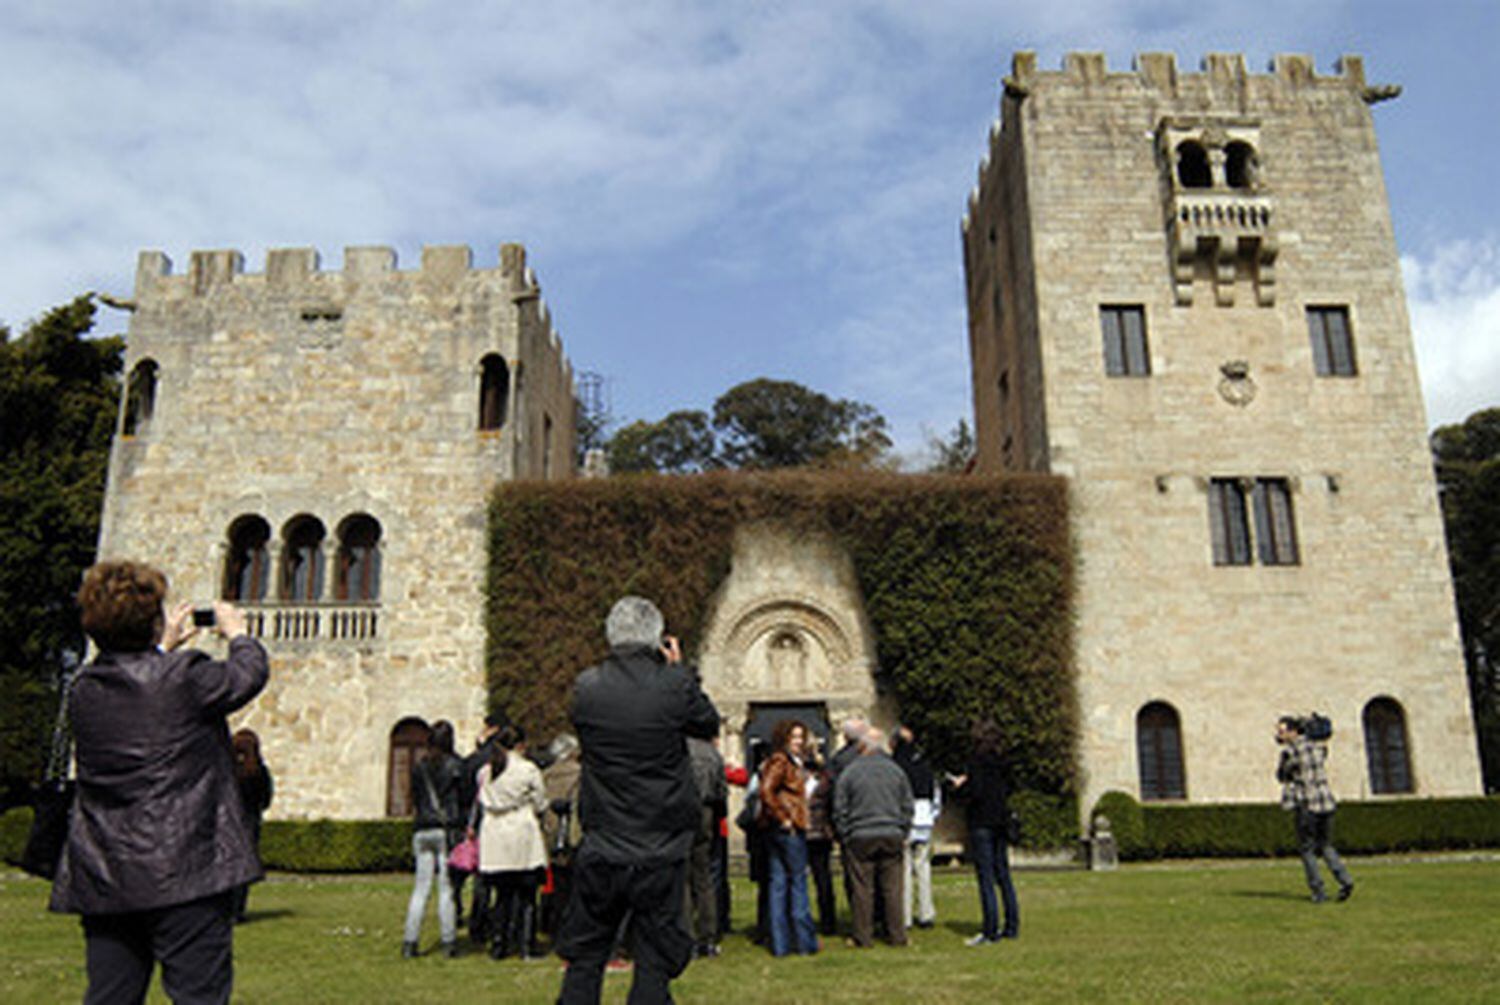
1137, 702, 1186, 801
1251, 479, 1299, 565
335, 514, 382, 602
1101, 305, 1150, 377
479, 354, 510, 431
122, 359, 159, 436
1210, 477, 1299, 566
223, 515, 271, 601
280, 515, 326, 602
1363, 697, 1413, 794
1307, 306, 1357, 377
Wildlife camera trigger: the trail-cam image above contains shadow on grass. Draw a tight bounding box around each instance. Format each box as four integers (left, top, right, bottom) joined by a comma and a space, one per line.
239, 909, 295, 923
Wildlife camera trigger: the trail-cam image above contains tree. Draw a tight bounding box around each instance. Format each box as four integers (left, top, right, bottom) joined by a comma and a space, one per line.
1432, 407, 1500, 792
926, 418, 975, 472
606, 410, 717, 474
0, 296, 121, 805
711, 378, 891, 470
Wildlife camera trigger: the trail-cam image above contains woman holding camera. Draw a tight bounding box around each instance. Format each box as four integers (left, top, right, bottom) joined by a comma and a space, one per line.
50, 561, 269, 1004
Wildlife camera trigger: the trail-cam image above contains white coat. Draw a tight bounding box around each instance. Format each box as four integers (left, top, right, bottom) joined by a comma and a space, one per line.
477, 755, 548, 873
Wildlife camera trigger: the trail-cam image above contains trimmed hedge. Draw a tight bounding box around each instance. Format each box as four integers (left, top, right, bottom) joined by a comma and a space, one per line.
1093, 791, 1500, 860
0, 806, 31, 866
258, 819, 413, 872
486, 470, 1077, 818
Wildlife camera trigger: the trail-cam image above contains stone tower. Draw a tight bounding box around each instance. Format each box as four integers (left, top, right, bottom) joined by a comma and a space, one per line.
963, 52, 1481, 815
98, 243, 576, 818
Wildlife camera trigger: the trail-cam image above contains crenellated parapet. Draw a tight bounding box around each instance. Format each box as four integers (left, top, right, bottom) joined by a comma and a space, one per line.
135, 242, 544, 302
1001, 50, 1396, 103
972, 51, 1400, 309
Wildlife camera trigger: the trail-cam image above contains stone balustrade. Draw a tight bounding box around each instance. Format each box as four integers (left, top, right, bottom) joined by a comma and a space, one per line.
242, 602, 381, 642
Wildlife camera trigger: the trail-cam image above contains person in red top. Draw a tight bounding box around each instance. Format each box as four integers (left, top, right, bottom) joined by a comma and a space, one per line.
757, 719, 820, 956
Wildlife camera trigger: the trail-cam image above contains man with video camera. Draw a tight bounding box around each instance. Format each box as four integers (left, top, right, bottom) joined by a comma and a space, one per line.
1276, 714, 1355, 904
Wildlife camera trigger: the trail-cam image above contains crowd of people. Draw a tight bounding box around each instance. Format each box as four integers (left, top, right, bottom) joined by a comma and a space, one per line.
43, 562, 1348, 1004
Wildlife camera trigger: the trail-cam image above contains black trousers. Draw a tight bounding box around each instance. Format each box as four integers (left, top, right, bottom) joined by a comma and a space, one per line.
556, 849, 693, 1005
81, 890, 235, 1005
806, 837, 837, 935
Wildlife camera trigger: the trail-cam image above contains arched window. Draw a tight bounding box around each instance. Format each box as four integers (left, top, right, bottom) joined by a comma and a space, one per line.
479, 354, 509, 431
280, 515, 326, 602
1137, 702, 1186, 800
1225, 141, 1258, 189
1363, 697, 1413, 794
335, 514, 382, 602
122, 359, 159, 436
223, 515, 271, 601
1176, 141, 1211, 189
386, 717, 431, 817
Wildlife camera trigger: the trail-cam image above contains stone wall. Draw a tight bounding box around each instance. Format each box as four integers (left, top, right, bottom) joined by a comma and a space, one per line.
966, 52, 1482, 815
97, 243, 576, 818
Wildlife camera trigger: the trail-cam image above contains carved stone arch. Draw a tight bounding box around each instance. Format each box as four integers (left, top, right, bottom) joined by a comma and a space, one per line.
713, 595, 857, 695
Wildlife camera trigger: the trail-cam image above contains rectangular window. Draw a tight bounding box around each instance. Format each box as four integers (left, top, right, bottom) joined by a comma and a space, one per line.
1307, 306, 1356, 376
1209, 477, 1299, 566
1101, 305, 1150, 376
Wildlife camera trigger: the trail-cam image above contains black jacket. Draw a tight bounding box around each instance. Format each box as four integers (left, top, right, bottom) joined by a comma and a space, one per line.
411, 752, 465, 835
50, 637, 269, 915
959, 752, 1012, 831
571, 644, 720, 865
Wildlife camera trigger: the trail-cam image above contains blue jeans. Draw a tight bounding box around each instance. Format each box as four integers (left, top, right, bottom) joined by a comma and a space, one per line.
767, 829, 819, 956
403, 828, 456, 946
969, 826, 1018, 939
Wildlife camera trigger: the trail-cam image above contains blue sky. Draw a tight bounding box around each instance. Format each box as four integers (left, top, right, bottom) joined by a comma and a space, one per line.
4, 1, 1497, 462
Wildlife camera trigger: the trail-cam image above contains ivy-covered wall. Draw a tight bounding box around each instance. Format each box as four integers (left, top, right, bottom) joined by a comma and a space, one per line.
486, 470, 1077, 807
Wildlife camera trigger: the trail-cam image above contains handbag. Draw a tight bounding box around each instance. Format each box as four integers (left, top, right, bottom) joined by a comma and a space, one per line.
447, 834, 479, 873
21, 671, 77, 880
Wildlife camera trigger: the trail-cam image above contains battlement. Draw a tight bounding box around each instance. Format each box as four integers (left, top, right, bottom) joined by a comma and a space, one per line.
134, 242, 543, 299
1003, 50, 1398, 105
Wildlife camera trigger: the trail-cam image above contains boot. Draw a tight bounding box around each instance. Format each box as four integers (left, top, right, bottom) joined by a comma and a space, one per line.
518, 900, 540, 960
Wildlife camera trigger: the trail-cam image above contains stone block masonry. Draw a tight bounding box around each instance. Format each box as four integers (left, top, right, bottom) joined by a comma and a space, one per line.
964, 52, 1481, 817
97, 244, 576, 818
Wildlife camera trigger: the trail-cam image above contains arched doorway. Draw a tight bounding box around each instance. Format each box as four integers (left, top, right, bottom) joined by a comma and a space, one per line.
387, 717, 431, 817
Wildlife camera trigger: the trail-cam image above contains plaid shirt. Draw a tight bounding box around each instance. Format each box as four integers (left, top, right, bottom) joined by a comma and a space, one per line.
1278, 737, 1337, 814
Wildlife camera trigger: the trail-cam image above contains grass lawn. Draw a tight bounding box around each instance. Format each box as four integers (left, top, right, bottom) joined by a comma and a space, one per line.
3, 856, 1498, 1003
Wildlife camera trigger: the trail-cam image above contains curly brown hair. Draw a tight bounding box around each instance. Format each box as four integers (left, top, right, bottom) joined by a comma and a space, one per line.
77, 561, 167, 652
770, 718, 806, 754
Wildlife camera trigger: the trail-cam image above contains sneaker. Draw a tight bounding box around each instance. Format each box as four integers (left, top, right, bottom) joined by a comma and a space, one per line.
1337, 882, 1354, 902
1310, 891, 1327, 904
401, 941, 419, 959
965, 933, 996, 947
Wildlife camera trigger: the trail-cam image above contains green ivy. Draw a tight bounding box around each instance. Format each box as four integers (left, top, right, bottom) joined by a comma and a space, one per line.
485, 470, 1078, 821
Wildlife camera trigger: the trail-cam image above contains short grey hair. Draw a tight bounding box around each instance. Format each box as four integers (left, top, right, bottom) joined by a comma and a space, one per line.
861, 727, 889, 755
841, 715, 869, 743
548, 733, 580, 761
606, 595, 664, 649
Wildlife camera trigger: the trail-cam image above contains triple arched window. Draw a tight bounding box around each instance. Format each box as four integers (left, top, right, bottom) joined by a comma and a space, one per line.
221, 512, 382, 603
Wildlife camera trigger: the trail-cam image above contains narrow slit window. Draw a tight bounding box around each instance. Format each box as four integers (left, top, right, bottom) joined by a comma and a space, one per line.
1307, 306, 1357, 377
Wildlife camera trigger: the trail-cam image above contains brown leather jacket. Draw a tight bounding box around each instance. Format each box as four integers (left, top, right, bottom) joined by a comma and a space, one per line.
758, 751, 810, 832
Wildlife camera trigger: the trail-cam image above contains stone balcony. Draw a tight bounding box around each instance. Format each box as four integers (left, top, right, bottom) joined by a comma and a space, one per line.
243, 602, 381, 642
1168, 191, 1278, 306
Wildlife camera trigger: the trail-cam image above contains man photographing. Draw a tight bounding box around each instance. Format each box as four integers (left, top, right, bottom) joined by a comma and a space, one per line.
1276, 715, 1354, 904
555, 596, 720, 1005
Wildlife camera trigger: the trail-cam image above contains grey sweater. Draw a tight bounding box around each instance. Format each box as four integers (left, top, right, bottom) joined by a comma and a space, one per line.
834, 752, 914, 841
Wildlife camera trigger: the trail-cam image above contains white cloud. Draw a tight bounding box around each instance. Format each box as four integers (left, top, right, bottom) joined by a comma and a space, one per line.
1404, 239, 1500, 429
